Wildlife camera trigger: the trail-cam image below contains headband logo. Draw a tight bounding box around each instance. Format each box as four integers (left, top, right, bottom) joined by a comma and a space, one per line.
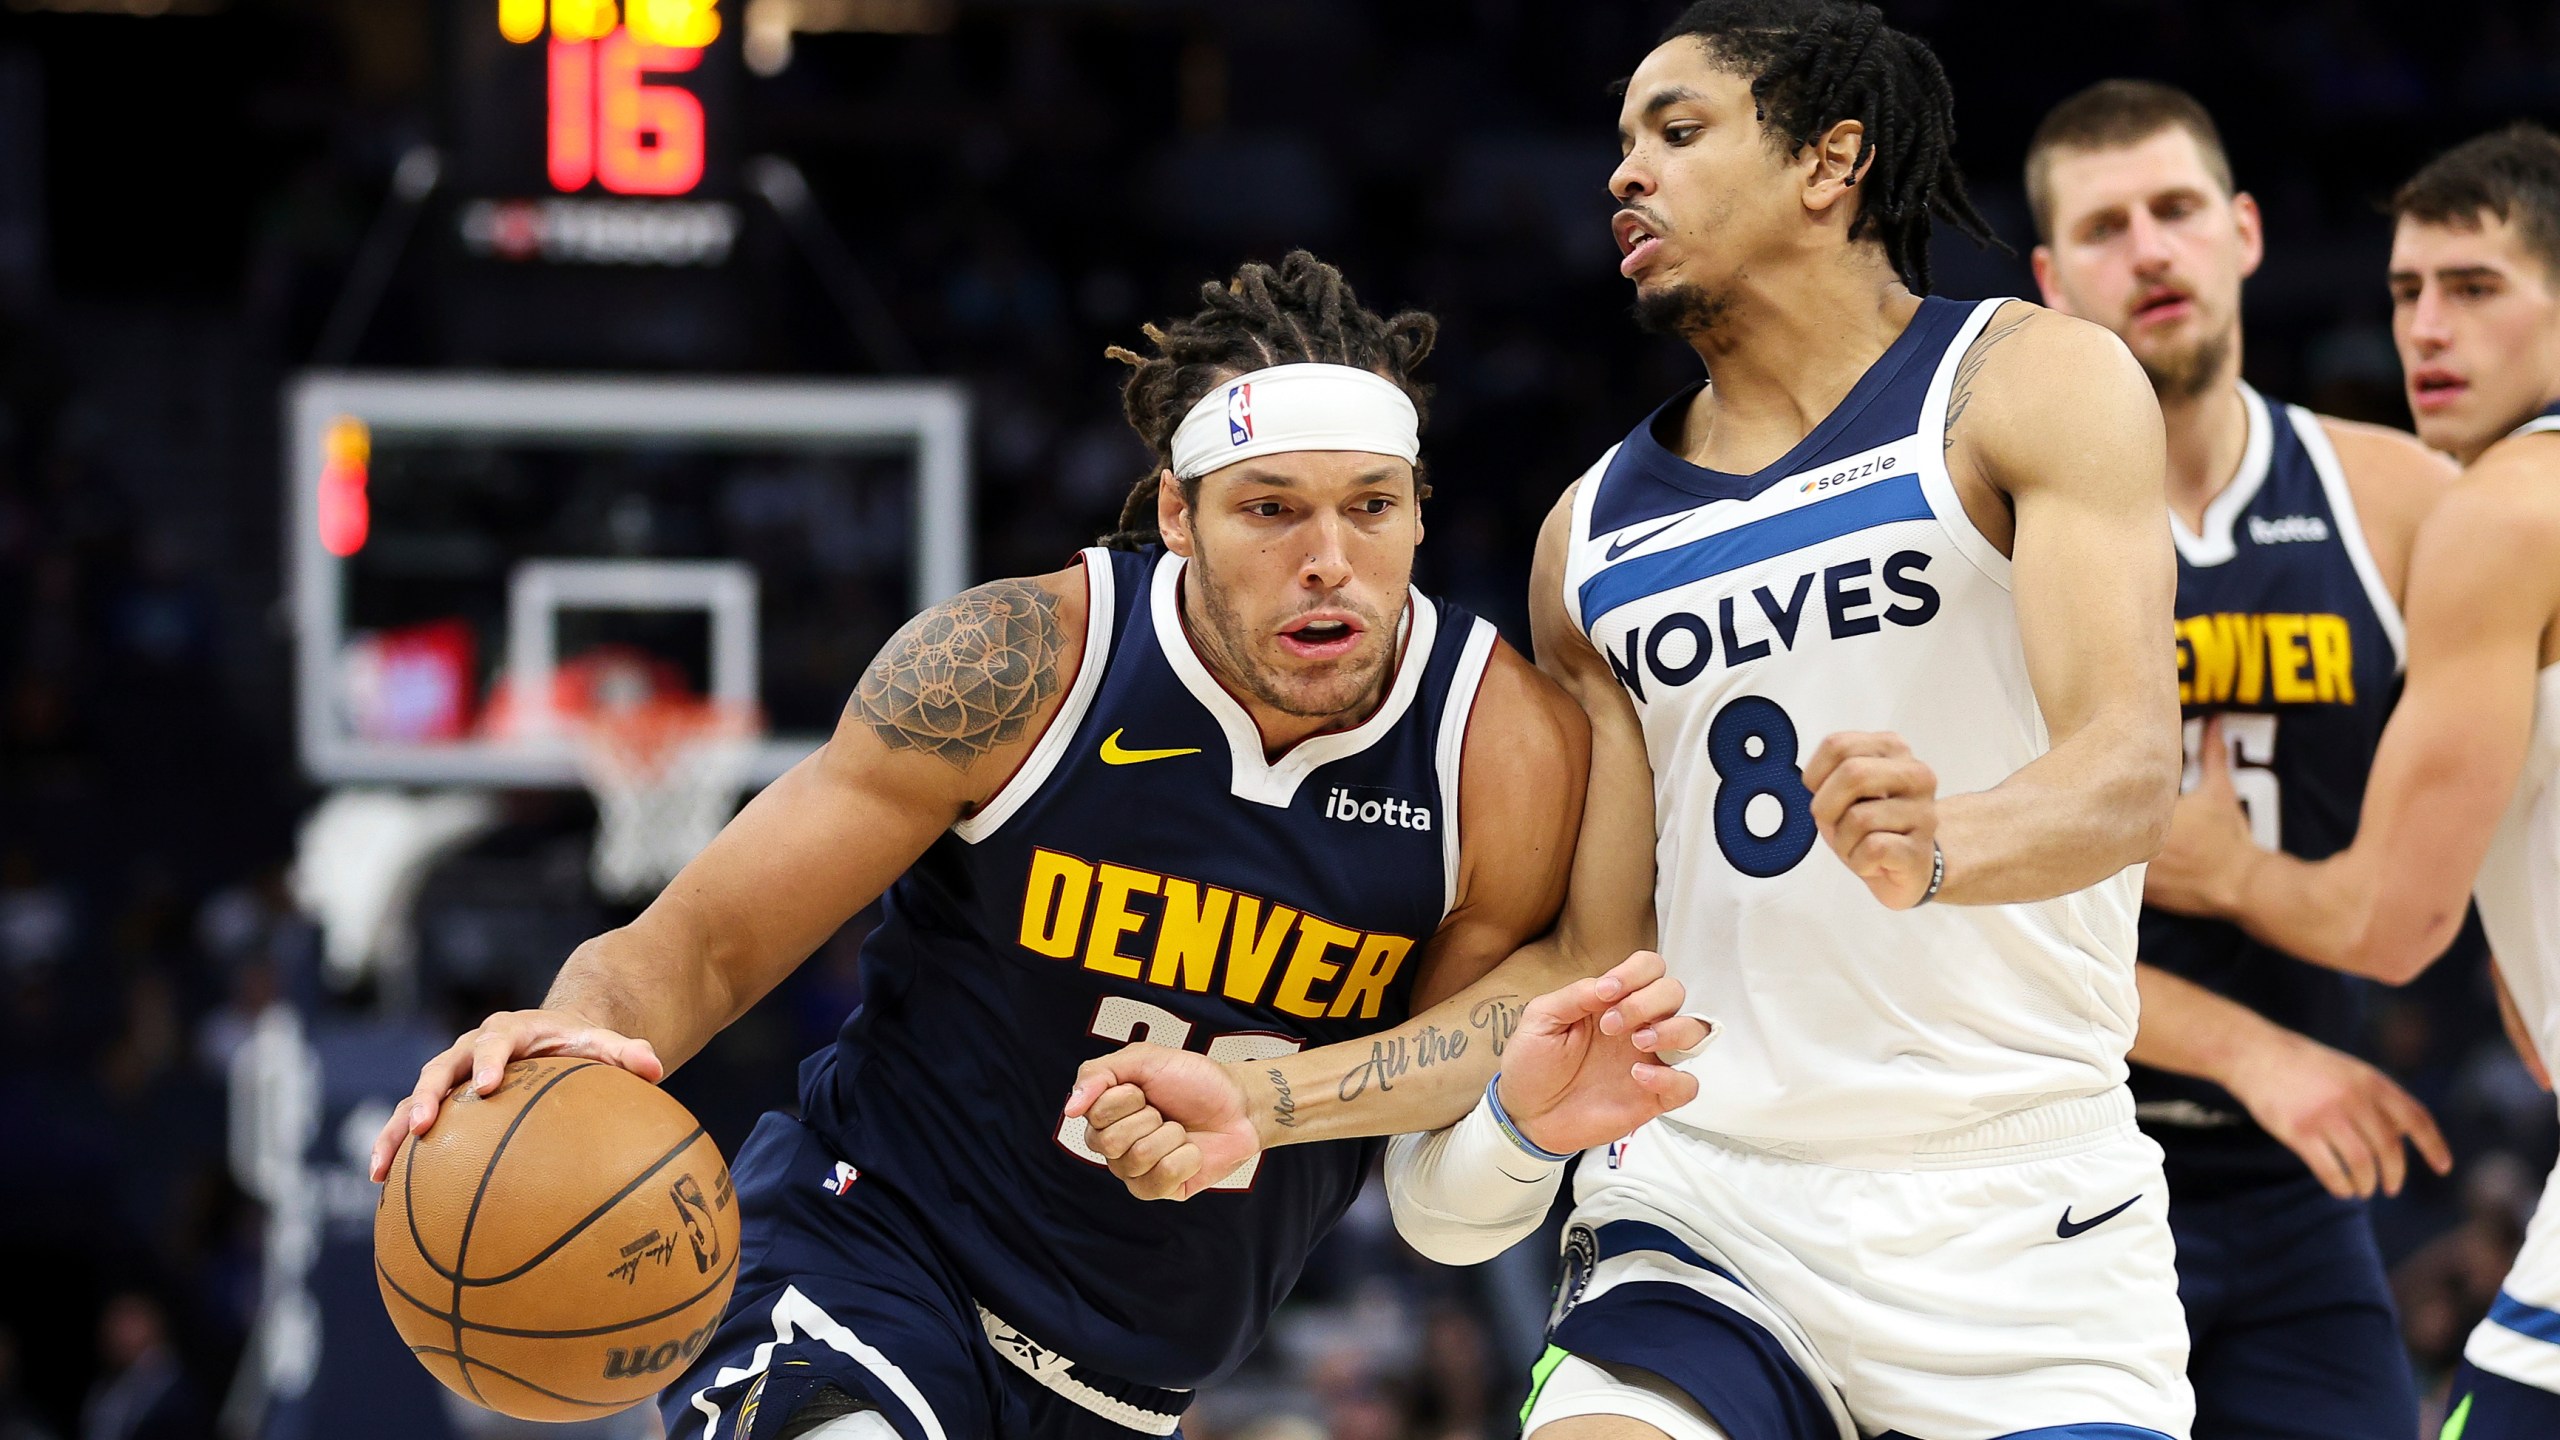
1226, 383, 1253, 445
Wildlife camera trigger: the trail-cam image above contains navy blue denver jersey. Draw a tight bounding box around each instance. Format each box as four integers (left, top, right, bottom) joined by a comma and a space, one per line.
797, 545, 1499, 1391
2132, 384, 2408, 1188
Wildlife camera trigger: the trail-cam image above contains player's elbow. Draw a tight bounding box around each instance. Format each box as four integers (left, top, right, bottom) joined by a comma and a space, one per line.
2349, 912, 2466, 988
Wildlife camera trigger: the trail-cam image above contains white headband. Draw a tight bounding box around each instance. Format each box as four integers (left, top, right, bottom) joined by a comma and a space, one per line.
1168, 362, 1421, 481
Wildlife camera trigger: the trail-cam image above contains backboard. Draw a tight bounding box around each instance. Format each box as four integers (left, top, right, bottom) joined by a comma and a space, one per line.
288, 371, 970, 788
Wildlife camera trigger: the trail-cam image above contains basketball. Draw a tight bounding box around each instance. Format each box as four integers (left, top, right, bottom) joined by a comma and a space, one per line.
374, 1057, 739, 1421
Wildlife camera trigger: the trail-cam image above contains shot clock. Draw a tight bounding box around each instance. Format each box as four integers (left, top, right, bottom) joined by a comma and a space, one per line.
445, 0, 740, 268
436, 0, 753, 364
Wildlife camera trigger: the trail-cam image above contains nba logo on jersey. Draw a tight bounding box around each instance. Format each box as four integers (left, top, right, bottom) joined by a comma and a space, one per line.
1227, 383, 1254, 444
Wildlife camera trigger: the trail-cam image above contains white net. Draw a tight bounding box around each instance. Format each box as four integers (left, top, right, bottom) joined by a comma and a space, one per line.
576, 702, 761, 902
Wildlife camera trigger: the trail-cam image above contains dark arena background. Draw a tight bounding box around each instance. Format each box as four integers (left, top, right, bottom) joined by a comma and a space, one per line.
1, 2, 2556, 1438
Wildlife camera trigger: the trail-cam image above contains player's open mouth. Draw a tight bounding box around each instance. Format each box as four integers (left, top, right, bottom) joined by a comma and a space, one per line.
1614, 211, 1664, 277
2410, 368, 2467, 412
1278, 613, 1365, 660
2131, 287, 2192, 326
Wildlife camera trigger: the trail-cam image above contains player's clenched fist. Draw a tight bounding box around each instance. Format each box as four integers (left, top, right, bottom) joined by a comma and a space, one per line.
1064, 1044, 1260, 1201
368, 1009, 664, 1183
1804, 731, 1940, 910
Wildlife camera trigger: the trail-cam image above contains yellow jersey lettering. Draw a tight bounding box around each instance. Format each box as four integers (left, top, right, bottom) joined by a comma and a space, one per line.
1019, 849, 1421, 1019
2174, 624, 2196, 705
2188, 614, 2237, 704
1223, 897, 1299, 1006
2264, 614, 2315, 704
1019, 849, 1094, 958
2231, 613, 2268, 704
1083, 864, 1161, 979
2308, 614, 2355, 704
1149, 879, 1232, 992
1272, 917, 1361, 1018
1327, 934, 1415, 1020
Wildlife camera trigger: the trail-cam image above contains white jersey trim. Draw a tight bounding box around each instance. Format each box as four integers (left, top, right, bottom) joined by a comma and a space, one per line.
688, 1285, 949, 1440
1433, 619, 1501, 920
1914, 297, 2016, 589
2169, 382, 2278, 567
2288, 403, 2408, 671
953, 548, 1116, 845
1151, 552, 1441, 808
2512, 414, 2560, 440
1561, 445, 1622, 640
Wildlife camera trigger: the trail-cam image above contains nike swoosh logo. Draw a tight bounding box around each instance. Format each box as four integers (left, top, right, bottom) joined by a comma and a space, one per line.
1604, 517, 1685, 561
2056, 1193, 2142, 1239
1099, 728, 1202, 766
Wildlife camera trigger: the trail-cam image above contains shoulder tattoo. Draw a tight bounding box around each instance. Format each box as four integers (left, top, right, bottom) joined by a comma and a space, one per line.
852, 579, 1066, 768
1943, 308, 2035, 452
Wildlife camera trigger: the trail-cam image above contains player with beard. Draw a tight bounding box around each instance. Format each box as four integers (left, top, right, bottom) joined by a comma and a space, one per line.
2139, 123, 2560, 1440
2024, 80, 2457, 1440
365, 251, 1709, 1440
1069, 5, 2194, 1437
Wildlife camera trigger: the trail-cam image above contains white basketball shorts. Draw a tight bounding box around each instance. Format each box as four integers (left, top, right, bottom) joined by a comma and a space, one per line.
1522, 1087, 2193, 1440
2465, 1149, 2560, 1393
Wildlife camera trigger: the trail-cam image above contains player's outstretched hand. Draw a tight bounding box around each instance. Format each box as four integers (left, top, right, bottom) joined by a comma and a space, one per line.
368, 1010, 664, 1183
1804, 732, 1939, 909
1496, 950, 1713, 1157
2223, 1025, 2451, 1200
2142, 715, 2259, 918
1063, 1045, 1259, 1202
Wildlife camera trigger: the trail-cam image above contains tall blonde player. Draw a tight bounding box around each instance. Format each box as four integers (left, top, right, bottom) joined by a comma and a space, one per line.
1069, 3, 2192, 1437
2026, 79, 2455, 1440
2147, 122, 2560, 1440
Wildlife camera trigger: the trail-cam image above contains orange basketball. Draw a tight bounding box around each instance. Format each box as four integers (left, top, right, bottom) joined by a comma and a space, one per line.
375, 1056, 740, 1421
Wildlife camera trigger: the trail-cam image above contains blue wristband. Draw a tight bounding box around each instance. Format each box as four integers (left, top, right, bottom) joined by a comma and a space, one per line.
1484, 1076, 1574, 1164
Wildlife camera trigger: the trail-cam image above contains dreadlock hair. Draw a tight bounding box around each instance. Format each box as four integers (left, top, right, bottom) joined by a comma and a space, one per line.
1099, 250, 1436, 551
1655, 0, 1999, 294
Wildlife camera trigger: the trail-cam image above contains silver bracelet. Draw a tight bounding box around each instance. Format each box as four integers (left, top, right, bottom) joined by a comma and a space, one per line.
1915, 840, 1946, 906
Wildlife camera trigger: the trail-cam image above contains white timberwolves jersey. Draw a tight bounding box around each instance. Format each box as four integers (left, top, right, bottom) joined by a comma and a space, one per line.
2463, 409, 2560, 1392
2476, 411, 2560, 1077
1562, 297, 2141, 1142
2479, 666, 2560, 1084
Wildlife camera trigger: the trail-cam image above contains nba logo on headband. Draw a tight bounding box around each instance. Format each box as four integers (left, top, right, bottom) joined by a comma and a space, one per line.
1168, 362, 1419, 480
1226, 383, 1253, 445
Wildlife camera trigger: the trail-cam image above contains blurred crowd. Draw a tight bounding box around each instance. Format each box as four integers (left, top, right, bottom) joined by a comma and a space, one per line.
5, 2, 2560, 1438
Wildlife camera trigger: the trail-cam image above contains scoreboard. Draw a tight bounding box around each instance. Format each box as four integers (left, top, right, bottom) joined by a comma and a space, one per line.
440, 0, 752, 362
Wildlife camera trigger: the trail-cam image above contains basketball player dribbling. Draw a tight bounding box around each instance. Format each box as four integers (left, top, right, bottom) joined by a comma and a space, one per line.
2137, 123, 2560, 1439
1083, 4, 2198, 1436
2025, 79, 2458, 1440
365, 252, 1708, 1440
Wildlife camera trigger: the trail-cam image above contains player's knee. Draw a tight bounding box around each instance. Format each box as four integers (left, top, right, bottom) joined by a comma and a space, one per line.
1525, 1354, 1729, 1440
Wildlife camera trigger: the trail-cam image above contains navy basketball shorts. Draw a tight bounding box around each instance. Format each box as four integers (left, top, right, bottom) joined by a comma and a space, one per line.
1523, 1089, 2194, 1440
661, 1114, 1190, 1440
2440, 1360, 2560, 1438
2446, 1155, 2560, 1437
2167, 1174, 2414, 1440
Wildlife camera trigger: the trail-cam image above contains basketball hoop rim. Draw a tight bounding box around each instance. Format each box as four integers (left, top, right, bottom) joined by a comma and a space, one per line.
574, 697, 768, 783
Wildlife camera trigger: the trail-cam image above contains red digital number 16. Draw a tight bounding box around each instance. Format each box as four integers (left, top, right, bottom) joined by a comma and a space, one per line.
548, 32, 705, 196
